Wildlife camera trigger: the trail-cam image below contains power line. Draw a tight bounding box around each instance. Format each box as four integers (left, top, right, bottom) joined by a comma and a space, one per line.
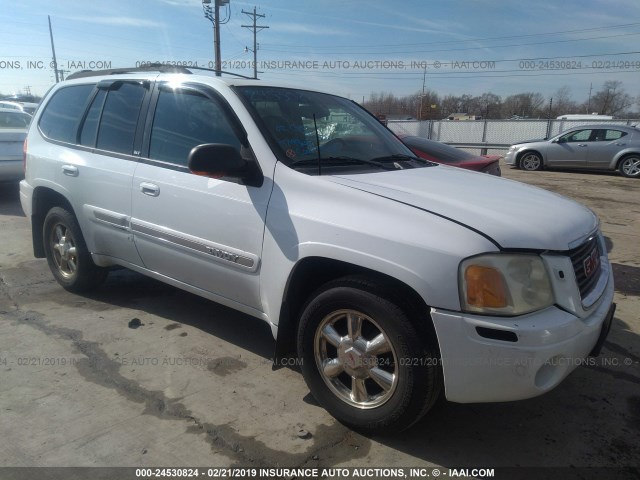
263, 22, 640, 49
261, 31, 640, 55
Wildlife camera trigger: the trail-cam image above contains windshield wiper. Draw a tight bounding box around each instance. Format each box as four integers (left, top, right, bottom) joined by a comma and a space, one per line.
289, 156, 397, 171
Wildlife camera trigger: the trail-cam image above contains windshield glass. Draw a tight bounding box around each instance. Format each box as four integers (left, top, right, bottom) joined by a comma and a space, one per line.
235, 86, 427, 174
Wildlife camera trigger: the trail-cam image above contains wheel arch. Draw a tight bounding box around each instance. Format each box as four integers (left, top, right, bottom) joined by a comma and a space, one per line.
615, 151, 640, 169
516, 149, 544, 168
273, 256, 438, 364
31, 187, 76, 258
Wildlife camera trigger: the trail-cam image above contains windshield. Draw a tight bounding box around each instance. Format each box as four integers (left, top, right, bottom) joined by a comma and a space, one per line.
235, 86, 427, 175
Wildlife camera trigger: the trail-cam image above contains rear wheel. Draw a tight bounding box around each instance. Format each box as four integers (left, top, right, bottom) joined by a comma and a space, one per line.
43, 207, 107, 292
297, 277, 442, 433
519, 152, 543, 171
618, 155, 640, 178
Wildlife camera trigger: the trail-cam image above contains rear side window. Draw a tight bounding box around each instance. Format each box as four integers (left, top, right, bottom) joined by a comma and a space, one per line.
96, 82, 146, 154
149, 88, 241, 166
38, 84, 94, 143
604, 129, 626, 141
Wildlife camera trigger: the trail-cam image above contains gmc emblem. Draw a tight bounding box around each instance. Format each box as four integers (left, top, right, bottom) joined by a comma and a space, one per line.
583, 246, 600, 278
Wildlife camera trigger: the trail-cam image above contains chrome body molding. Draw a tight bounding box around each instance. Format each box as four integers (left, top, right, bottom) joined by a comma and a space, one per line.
85, 205, 129, 231
130, 220, 258, 271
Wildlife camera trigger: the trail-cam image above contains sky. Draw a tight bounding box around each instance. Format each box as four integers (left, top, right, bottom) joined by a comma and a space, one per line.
1, 0, 639, 104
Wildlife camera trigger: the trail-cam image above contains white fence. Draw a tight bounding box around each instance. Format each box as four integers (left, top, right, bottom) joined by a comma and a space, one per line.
388, 119, 638, 156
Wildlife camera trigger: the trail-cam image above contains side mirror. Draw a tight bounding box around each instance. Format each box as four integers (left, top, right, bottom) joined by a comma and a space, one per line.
555, 137, 566, 144
188, 143, 262, 187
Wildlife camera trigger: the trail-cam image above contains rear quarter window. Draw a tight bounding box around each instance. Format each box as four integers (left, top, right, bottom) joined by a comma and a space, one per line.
38, 84, 95, 143
96, 82, 147, 154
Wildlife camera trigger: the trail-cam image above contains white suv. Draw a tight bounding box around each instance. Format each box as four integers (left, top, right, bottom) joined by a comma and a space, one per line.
20, 67, 616, 433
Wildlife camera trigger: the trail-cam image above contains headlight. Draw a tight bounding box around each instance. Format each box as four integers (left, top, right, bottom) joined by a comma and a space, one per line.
459, 253, 554, 316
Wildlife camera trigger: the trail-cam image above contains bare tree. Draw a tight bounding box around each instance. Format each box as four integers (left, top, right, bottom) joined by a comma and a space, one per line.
476, 93, 502, 119
549, 86, 578, 117
587, 81, 634, 116
501, 92, 545, 118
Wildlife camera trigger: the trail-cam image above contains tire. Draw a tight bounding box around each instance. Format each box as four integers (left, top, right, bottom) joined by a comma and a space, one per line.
297, 276, 442, 433
518, 152, 543, 171
618, 155, 640, 178
43, 207, 107, 292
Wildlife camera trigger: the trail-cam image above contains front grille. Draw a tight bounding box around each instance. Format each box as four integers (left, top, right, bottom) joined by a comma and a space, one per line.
568, 236, 601, 299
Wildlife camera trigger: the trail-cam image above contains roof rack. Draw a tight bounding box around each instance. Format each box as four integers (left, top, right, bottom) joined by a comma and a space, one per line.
65, 63, 254, 81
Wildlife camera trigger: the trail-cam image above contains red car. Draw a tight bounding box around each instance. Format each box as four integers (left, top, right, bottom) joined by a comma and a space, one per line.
400, 135, 502, 176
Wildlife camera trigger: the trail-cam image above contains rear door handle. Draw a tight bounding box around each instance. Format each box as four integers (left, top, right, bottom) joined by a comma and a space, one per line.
62, 165, 79, 177
615, 143, 626, 146
578, 144, 588, 147
140, 182, 160, 197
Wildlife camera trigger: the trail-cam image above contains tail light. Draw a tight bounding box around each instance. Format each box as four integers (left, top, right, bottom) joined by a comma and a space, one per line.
23, 138, 28, 175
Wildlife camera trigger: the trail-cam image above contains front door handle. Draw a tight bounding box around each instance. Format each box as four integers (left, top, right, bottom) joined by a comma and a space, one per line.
577, 144, 588, 147
62, 165, 79, 177
615, 143, 626, 146
140, 182, 160, 197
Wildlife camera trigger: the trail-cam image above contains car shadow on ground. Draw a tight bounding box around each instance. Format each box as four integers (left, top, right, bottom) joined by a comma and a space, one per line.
0, 182, 24, 217
89, 269, 277, 361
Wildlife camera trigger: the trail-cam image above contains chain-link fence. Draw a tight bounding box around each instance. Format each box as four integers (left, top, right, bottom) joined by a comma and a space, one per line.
388, 119, 639, 155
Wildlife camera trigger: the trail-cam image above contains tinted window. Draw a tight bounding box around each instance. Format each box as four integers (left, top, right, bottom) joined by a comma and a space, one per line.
79, 90, 106, 147
39, 84, 94, 143
604, 129, 626, 141
564, 129, 592, 142
149, 89, 241, 166
97, 82, 146, 154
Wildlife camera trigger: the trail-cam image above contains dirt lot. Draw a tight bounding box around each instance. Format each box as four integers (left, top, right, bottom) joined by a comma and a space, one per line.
0, 163, 638, 477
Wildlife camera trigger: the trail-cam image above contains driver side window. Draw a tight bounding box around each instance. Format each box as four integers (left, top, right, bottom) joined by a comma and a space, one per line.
149, 88, 241, 167
563, 129, 593, 143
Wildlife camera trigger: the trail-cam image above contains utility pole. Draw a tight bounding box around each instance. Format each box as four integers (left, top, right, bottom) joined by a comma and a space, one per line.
241, 7, 268, 79
203, 0, 230, 76
546, 97, 553, 138
417, 65, 426, 120
587, 82, 593, 113
48, 15, 59, 83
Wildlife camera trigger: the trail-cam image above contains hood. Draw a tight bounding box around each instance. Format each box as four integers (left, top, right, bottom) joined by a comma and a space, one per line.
330, 166, 598, 251
514, 138, 547, 145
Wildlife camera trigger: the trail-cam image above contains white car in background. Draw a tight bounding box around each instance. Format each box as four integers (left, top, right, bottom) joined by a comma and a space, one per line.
0, 101, 25, 112
0, 108, 31, 182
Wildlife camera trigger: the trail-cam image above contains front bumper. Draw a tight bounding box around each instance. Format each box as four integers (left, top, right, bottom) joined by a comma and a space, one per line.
504, 149, 517, 165
431, 266, 615, 403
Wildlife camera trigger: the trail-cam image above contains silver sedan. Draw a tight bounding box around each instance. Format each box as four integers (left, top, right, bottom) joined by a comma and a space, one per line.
505, 124, 640, 178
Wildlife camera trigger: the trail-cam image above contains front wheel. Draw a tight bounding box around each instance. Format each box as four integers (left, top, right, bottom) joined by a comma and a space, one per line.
519, 152, 543, 171
297, 277, 442, 433
619, 155, 640, 178
43, 207, 107, 292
